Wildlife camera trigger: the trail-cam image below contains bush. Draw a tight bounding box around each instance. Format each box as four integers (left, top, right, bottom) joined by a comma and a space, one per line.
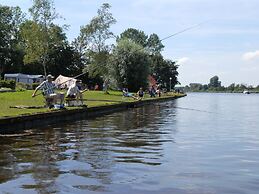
32, 83, 40, 90
16, 82, 31, 91
0, 80, 16, 90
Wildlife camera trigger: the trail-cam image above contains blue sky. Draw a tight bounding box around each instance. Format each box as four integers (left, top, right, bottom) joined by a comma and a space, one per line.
1, 0, 259, 86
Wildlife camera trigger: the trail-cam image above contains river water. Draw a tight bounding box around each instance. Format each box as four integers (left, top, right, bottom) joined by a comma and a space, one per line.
0, 93, 259, 194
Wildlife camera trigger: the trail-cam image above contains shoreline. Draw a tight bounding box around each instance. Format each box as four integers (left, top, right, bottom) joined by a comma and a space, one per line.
0, 94, 186, 133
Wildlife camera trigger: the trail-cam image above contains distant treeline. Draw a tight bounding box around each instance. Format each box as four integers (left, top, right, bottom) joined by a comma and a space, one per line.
0, 0, 179, 92
184, 76, 259, 93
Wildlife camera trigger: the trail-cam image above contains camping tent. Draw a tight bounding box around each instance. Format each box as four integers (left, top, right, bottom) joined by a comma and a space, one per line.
54, 75, 76, 89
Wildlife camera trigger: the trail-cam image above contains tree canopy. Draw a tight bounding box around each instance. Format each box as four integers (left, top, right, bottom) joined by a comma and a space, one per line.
0, 1, 180, 92
0, 5, 24, 77
108, 39, 150, 91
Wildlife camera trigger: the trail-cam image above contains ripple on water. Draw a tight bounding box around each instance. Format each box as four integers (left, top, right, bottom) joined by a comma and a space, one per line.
1, 95, 259, 194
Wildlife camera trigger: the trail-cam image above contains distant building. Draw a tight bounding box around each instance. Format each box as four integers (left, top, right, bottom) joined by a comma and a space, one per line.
4, 73, 44, 84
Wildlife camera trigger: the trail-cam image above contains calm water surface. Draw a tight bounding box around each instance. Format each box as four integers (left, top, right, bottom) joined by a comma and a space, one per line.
0, 93, 259, 194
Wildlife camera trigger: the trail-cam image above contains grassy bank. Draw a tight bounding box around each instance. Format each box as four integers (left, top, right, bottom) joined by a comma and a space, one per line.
0, 90, 185, 117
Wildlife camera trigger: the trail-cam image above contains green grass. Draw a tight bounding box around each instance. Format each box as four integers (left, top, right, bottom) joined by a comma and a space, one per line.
0, 90, 185, 117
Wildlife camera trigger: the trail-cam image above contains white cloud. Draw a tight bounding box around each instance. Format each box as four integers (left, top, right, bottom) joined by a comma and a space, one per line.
242, 50, 259, 61
177, 57, 189, 65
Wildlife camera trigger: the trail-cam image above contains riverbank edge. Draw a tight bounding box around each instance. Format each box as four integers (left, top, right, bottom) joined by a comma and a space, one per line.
0, 94, 186, 133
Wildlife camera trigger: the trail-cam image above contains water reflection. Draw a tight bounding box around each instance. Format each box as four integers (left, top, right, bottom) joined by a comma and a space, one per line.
2, 94, 259, 194
0, 101, 177, 193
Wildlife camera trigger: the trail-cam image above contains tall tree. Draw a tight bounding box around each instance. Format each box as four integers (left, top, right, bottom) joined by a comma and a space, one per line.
117, 28, 148, 48
209, 75, 221, 88
21, 21, 78, 76
117, 30, 164, 55
25, 0, 59, 76
108, 39, 150, 92
149, 54, 179, 90
74, 3, 116, 80
44, 24, 80, 76
147, 33, 164, 55
0, 5, 24, 77
21, 21, 45, 71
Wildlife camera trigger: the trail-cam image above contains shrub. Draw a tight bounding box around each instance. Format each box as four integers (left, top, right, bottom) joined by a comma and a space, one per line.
0, 80, 16, 90
32, 83, 40, 90
16, 82, 31, 91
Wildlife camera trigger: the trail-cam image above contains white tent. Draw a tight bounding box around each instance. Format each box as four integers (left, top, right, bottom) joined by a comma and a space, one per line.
54, 75, 76, 89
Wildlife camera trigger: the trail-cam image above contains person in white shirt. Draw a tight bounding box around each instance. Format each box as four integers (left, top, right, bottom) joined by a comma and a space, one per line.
66, 80, 86, 103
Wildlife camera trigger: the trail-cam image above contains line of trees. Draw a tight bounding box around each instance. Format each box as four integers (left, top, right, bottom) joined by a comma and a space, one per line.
0, 0, 179, 91
185, 75, 259, 92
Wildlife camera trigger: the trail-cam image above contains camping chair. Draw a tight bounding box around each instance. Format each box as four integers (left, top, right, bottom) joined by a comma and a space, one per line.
44, 97, 54, 108
44, 93, 65, 109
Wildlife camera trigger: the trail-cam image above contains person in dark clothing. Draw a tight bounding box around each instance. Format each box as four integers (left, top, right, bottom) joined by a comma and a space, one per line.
137, 87, 144, 100
149, 85, 156, 97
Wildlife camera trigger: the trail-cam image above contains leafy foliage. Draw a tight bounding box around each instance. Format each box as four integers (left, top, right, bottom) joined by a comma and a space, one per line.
108, 39, 150, 92
0, 2, 180, 93
29, 0, 58, 26
185, 76, 259, 93
117, 28, 148, 48
150, 54, 179, 90
74, 3, 116, 55
117, 29, 164, 55
209, 75, 221, 88
21, 21, 45, 65
75, 3, 116, 80
24, 0, 60, 76
147, 33, 164, 54
0, 79, 16, 89
0, 5, 24, 77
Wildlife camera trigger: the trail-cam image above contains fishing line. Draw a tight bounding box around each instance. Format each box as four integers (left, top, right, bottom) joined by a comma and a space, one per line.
124, 20, 209, 56
160, 20, 210, 42
172, 106, 219, 114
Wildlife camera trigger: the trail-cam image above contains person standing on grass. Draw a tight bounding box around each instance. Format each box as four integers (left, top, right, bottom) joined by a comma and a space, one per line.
32, 74, 64, 108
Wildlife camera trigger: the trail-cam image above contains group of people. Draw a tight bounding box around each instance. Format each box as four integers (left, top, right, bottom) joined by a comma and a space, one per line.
122, 87, 145, 100
32, 74, 86, 108
149, 85, 161, 98
32, 74, 162, 109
